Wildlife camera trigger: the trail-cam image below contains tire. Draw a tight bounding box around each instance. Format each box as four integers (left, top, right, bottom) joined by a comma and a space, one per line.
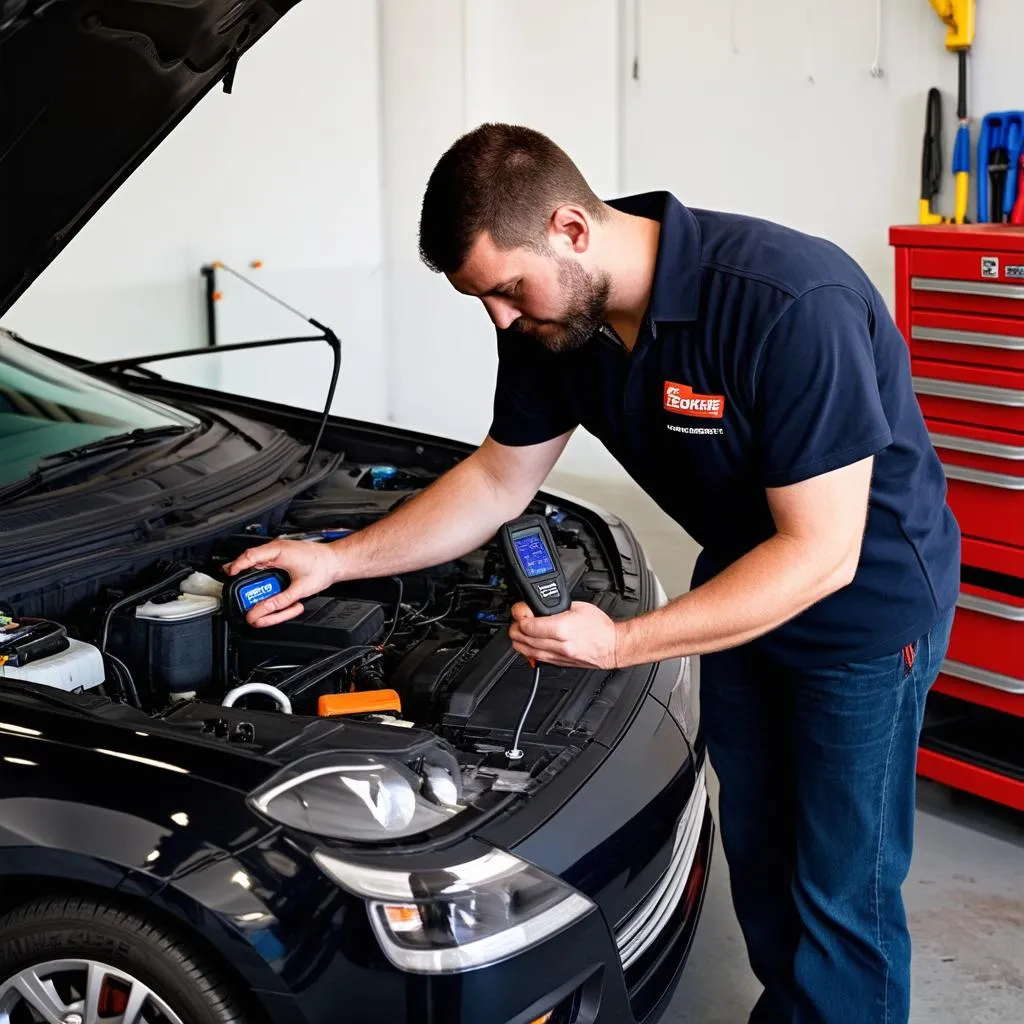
0, 896, 251, 1024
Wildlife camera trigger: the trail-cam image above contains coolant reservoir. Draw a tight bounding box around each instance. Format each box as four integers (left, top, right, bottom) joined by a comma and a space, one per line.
179, 572, 224, 599
131, 594, 220, 702
135, 593, 220, 621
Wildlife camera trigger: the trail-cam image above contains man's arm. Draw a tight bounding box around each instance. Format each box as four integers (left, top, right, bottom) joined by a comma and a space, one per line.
508, 456, 873, 668
226, 431, 572, 626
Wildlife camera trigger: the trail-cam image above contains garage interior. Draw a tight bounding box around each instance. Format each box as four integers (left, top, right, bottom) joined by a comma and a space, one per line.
1, 1, 1022, 1022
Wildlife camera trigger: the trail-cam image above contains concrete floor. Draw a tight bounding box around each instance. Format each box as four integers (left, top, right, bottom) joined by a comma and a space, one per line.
546, 469, 1024, 1024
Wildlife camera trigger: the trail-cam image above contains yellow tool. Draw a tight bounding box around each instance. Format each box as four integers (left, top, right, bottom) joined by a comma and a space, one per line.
928, 1, 976, 51
928, 0, 976, 223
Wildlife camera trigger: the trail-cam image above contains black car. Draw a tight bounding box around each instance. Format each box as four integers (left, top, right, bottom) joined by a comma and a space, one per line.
0, 3, 712, 1023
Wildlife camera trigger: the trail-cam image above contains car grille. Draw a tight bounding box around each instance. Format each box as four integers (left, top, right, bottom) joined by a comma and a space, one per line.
614, 764, 708, 972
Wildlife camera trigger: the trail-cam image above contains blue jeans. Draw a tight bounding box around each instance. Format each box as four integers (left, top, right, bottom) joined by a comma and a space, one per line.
700, 609, 954, 1024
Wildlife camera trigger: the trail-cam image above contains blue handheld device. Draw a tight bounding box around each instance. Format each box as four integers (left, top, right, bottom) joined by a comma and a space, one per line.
225, 568, 291, 624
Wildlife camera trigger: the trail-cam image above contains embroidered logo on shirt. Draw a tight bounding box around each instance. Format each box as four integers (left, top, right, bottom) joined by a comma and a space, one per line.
663, 382, 725, 419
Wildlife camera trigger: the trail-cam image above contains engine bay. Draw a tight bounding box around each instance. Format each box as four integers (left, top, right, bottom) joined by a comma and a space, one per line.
0, 457, 643, 831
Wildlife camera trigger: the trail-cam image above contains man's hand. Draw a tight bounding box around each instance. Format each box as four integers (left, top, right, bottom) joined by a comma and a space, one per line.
508, 601, 621, 670
223, 540, 341, 627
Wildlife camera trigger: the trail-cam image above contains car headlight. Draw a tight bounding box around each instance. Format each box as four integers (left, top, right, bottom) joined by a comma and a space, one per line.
313, 847, 596, 974
249, 753, 460, 841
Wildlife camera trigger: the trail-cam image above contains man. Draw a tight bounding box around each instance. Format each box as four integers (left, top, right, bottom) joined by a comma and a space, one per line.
227, 124, 960, 1023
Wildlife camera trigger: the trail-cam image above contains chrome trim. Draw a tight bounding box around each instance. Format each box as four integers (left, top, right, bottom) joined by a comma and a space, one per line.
615, 766, 707, 971
957, 592, 1024, 622
911, 277, 1024, 299
912, 325, 1024, 351
912, 376, 1024, 407
942, 464, 1024, 490
941, 659, 1024, 695
929, 432, 1024, 461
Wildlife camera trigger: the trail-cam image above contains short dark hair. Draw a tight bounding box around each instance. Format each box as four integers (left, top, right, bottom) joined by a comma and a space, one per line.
418, 123, 607, 274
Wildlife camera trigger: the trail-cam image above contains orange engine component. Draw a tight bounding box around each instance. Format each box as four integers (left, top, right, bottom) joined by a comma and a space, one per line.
318, 689, 402, 718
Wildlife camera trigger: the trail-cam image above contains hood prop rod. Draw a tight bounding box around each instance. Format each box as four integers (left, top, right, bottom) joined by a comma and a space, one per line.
88, 262, 343, 478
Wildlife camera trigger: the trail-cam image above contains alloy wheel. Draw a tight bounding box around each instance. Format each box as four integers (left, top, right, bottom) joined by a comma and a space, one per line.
0, 959, 184, 1024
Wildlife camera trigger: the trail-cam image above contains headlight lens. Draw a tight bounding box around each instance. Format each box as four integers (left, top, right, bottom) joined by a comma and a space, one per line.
249, 753, 459, 841
314, 847, 595, 973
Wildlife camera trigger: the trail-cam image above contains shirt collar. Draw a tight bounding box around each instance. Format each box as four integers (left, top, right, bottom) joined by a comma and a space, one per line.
604, 191, 702, 324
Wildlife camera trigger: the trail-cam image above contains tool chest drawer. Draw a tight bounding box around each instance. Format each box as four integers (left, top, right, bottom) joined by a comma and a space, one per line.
927, 419, 1024, 549
908, 310, 1024, 371
912, 359, 1024, 433
962, 535, 1024, 580
947, 584, 1024, 690
907, 249, 1024, 317
942, 469, 1023, 549
891, 224, 1024, 323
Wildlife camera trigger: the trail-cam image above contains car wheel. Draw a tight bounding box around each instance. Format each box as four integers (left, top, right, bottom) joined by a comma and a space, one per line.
0, 896, 250, 1024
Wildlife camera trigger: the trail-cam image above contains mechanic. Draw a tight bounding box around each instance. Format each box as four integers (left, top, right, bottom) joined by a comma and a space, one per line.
226, 124, 961, 1024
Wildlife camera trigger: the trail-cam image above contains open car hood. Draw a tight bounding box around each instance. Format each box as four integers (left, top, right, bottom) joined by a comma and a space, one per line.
0, 0, 300, 316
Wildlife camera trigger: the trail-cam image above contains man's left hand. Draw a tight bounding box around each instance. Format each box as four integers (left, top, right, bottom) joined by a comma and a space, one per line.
508, 600, 621, 670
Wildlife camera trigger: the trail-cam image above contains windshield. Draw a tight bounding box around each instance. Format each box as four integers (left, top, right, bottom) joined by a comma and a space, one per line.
0, 334, 198, 485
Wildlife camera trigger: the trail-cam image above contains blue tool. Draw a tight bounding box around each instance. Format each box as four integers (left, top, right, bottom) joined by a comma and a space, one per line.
977, 111, 1024, 222
224, 568, 291, 624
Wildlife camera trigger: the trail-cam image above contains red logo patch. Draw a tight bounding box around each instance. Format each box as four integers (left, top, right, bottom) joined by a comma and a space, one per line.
663, 382, 725, 419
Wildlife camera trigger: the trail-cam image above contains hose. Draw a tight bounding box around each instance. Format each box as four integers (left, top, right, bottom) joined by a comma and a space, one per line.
223, 682, 292, 714
506, 662, 541, 763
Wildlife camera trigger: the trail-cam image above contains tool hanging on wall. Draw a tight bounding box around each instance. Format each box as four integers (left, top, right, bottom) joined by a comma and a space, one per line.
920, 88, 948, 224
978, 112, 1024, 223
928, 1, 976, 224
1012, 154, 1024, 225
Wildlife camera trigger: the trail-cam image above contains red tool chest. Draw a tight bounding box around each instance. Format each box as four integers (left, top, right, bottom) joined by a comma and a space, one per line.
889, 224, 1024, 812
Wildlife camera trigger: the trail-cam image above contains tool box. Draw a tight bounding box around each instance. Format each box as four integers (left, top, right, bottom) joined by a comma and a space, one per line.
890, 223, 1024, 812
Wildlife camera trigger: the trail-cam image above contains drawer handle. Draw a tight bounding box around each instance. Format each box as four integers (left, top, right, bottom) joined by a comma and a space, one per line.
911, 277, 1024, 300
911, 325, 1024, 352
940, 659, 1024, 695
942, 463, 1024, 490
912, 376, 1024, 407
956, 591, 1024, 622
929, 431, 1024, 461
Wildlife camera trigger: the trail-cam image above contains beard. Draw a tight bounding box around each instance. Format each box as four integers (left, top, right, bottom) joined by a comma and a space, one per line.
511, 257, 611, 354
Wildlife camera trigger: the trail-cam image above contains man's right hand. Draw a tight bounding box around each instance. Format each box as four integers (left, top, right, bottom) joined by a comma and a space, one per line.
224, 540, 341, 627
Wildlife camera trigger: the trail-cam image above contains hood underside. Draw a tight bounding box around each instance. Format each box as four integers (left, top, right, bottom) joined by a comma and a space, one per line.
0, 0, 300, 316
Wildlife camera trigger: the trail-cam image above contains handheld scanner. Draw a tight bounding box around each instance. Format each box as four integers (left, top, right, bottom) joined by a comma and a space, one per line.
224, 568, 292, 625
499, 515, 570, 616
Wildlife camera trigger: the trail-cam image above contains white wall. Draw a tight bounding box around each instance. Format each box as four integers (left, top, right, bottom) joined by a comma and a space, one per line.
2, 0, 387, 422
622, 0, 1023, 309
379, 0, 623, 476
379, 0, 1024, 482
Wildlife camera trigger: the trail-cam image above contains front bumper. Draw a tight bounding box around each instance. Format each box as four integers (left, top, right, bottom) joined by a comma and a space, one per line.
249, 738, 713, 1024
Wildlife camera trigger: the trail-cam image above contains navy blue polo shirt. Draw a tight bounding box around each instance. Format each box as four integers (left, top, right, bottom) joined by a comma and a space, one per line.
488, 192, 961, 668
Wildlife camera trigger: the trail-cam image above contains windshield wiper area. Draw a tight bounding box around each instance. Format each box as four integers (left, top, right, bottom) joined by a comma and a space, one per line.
37, 425, 194, 466
0, 425, 195, 507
